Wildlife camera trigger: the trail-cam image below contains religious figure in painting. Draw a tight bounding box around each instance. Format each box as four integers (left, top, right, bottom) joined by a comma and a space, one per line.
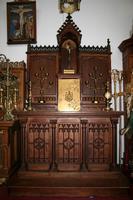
10, 5, 33, 39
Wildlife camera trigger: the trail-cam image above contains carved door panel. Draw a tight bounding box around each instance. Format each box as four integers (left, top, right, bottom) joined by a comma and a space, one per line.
86, 118, 112, 171
80, 55, 110, 104
56, 119, 82, 171
28, 54, 58, 104
26, 119, 52, 171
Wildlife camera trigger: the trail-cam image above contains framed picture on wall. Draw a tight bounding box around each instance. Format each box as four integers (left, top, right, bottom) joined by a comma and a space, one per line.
7, 1, 36, 44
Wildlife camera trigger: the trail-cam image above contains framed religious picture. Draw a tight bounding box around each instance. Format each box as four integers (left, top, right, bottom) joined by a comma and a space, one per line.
7, 1, 36, 44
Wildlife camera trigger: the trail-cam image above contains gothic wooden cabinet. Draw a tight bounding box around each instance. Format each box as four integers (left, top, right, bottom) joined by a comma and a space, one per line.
16, 110, 121, 172
15, 14, 120, 173
5, 14, 128, 197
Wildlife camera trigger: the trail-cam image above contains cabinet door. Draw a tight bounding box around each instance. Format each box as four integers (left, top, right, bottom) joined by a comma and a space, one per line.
56, 118, 82, 171
86, 118, 112, 171
27, 54, 58, 105
80, 55, 111, 105
26, 119, 52, 171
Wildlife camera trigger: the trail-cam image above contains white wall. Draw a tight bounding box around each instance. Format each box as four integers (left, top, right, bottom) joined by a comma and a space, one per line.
0, 0, 133, 69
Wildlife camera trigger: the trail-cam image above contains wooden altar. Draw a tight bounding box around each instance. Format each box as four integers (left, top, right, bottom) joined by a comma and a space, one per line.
16, 14, 115, 172
8, 110, 129, 197
16, 110, 121, 172
6, 15, 130, 197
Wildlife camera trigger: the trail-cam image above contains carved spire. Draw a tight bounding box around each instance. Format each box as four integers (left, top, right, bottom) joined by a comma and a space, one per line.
57, 14, 82, 46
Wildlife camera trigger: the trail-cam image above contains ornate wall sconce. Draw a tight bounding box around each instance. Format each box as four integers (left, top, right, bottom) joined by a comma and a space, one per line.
59, 0, 81, 14
0, 54, 19, 120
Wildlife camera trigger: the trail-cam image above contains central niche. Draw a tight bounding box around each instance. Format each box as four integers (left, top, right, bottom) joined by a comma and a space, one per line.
61, 39, 77, 74
57, 15, 81, 112
58, 78, 80, 111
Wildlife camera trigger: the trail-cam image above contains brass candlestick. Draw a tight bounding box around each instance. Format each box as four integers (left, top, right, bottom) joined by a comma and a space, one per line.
0, 54, 19, 120
118, 70, 123, 111
104, 81, 112, 111
111, 69, 124, 111
14, 88, 18, 110
27, 80, 33, 111
0, 87, 3, 109
111, 69, 119, 110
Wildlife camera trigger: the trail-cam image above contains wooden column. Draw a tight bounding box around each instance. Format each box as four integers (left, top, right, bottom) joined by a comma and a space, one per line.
50, 120, 57, 171
80, 119, 88, 171
110, 117, 119, 169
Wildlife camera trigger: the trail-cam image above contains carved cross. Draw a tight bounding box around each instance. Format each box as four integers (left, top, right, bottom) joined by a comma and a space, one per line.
85, 66, 104, 103
35, 66, 49, 101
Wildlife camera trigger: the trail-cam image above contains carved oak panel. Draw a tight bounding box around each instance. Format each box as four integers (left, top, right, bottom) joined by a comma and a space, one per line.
86, 118, 112, 171
56, 119, 82, 171
17, 111, 122, 172
27, 53, 58, 104
80, 54, 111, 105
26, 119, 52, 170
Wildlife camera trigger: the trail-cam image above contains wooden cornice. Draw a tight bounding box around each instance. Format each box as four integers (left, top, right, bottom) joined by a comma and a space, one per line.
27, 44, 59, 53
79, 39, 111, 54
